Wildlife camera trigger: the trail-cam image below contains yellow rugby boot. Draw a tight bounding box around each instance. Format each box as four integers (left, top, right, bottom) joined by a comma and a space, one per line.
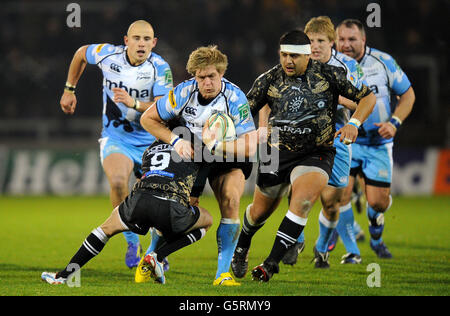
213, 272, 241, 286
135, 256, 151, 283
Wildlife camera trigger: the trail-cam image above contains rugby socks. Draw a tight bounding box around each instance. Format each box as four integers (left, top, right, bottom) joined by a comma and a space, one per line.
155, 228, 206, 262
215, 218, 241, 279
297, 230, 305, 243
267, 210, 307, 264
123, 231, 140, 246
368, 196, 391, 246
336, 203, 360, 255
145, 228, 166, 256
315, 210, 338, 253
236, 204, 266, 249
56, 227, 109, 279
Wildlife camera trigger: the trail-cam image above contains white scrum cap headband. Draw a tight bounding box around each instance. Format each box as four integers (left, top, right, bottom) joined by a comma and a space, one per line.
280, 44, 311, 55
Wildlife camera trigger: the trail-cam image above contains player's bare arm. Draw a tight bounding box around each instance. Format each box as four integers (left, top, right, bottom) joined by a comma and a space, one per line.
374, 87, 415, 139
338, 95, 358, 111
202, 124, 257, 158
60, 45, 88, 115
112, 88, 163, 113
140, 104, 193, 159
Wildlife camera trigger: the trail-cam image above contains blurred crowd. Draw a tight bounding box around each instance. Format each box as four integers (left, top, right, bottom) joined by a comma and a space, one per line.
1, 0, 448, 146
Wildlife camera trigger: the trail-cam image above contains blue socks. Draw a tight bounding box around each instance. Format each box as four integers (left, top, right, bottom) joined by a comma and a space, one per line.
216, 218, 240, 279
367, 195, 391, 246
297, 230, 305, 243
316, 210, 338, 253
145, 228, 164, 256
123, 231, 139, 245
336, 203, 360, 255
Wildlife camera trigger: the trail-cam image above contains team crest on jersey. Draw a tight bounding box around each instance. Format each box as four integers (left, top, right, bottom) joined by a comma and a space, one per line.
289, 96, 304, 112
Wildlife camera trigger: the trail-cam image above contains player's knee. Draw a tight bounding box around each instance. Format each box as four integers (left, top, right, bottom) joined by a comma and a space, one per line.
109, 175, 128, 195
321, 198, 340, 214
219, 192, 240, 217
367, 200, 389, 213
291, 198, 313, 217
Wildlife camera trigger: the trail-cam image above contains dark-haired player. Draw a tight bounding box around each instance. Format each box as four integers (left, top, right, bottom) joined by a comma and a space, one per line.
231, 29, 376, 282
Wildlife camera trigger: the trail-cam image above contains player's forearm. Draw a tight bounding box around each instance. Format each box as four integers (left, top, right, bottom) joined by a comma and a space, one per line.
140, 107, 173, 144
217, 130, 257, 158
351, 92, 376, 124
392, 87, 415, 122
66, 46, 88, 86
133, 97, 163, 113
338, 96, 357, 111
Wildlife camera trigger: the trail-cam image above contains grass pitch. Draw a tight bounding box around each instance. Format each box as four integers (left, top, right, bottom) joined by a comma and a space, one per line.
0, 195, 449, 296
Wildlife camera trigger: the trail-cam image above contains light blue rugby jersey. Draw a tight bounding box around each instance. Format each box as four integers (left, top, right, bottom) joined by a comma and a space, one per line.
327, 48, 365, 130
156, 78, 255, 139
85, 43, 173, 146
355, 46, 411, 145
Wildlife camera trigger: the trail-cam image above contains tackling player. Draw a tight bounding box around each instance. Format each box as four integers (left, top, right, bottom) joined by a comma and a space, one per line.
231, 30, 376, 282
140, 45, 257, 286
336, 19, 415, 258
59, 20, 173, 268
41, 130, 213, 285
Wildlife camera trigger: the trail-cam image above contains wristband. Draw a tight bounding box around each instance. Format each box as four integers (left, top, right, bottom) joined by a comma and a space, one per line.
64, 82, 76, 94
133, 99, 141, 111
348, 117, 361, 128
389, 116, 402, 129
170, 135, 180, 147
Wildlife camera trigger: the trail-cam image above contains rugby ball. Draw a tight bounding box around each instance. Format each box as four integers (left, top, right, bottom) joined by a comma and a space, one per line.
206, 112, 236, 142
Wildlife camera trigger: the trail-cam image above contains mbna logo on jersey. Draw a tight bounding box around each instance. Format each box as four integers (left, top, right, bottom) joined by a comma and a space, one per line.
110, 63, 122, 73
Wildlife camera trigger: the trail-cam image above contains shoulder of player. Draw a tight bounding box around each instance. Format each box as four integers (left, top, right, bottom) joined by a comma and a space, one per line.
312, 59, 346, 77
146, 51, 170, 66
222, 78, 247, 103
171, 77, 197, 100
252, 64, 282, 86
87, 43, 123, 63
365, 46, 398, 70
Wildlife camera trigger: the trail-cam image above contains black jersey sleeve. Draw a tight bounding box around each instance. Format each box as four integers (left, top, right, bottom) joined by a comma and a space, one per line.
247, 67, 276, 117
328, 65, 371, 103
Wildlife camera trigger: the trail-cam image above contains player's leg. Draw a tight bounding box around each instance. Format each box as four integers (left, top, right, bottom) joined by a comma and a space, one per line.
333, 173, 362, 258
366, 185, 393, 258
281, 186, 306, 265
232, 185, 284, 278
153, 206, 213, 261
42, 207, 127, 284
102, 151, 142, 268
210, 168, 245, 286
316, 186, 340, 255
252, 166, 329, 281
137, 202, 213, 284
362, 143, 394, 258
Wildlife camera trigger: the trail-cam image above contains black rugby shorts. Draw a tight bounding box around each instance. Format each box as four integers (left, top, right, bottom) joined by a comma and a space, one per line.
118, 190, 200, 241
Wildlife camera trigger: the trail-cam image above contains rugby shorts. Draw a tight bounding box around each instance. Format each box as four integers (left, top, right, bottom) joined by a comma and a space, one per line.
98, 136, 147, 178
190, 161, 254, 198
118, 190, 201, 241
350, 142, 393, 187
256, 147, 335, 195
328, 138, 352, 188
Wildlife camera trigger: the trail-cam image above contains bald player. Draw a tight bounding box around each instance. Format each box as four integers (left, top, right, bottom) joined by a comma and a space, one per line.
60, 20, 173, 268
